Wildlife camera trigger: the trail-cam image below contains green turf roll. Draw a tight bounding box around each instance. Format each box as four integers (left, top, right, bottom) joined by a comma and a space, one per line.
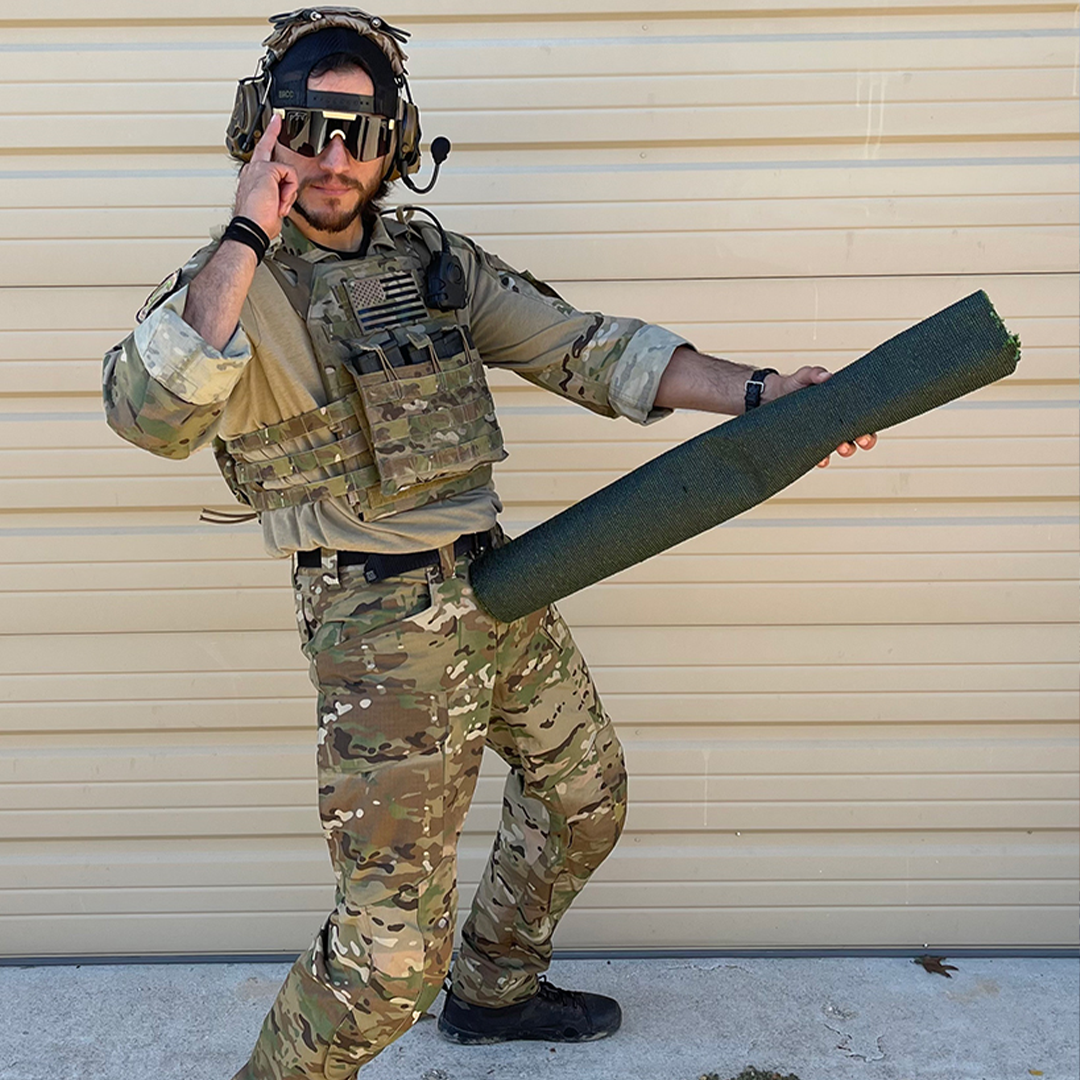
468, 289, 1021, 623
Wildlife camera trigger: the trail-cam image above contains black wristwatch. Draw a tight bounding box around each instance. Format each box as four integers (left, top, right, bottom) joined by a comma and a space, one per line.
744, 368, 778, 411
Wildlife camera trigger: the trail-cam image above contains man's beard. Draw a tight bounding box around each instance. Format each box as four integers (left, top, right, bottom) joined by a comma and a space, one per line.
292, 172, 381, 234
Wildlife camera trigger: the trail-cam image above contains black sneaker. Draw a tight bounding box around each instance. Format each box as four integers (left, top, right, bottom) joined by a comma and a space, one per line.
437, 975, 622, 1045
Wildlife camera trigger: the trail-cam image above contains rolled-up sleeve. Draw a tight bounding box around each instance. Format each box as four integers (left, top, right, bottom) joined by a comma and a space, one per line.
463, 239, 693, 425
606, 322, 691, 425
102, 243, 253, 459
135, 285, 252, 406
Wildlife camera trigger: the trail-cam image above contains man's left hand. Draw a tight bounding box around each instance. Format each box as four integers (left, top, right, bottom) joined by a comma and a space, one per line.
764, 365, 878, 468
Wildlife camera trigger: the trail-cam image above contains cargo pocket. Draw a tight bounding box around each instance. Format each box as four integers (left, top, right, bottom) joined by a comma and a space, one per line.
315, 633, 451, 889
310, 572, 434, 690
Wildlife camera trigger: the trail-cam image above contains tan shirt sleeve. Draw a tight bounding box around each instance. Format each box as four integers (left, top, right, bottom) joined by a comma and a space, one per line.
462, 239, 692, 425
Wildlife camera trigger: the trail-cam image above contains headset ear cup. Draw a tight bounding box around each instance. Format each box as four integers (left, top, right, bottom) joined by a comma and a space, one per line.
401, 102, 421, 171
225, 76, 268, 162
385, 100, 421, 182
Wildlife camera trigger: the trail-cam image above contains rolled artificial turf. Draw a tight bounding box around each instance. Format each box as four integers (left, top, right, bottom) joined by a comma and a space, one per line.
468, 289, 1021, 623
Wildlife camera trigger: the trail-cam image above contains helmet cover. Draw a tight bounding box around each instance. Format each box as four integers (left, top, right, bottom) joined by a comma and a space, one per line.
262, 7, 409, 76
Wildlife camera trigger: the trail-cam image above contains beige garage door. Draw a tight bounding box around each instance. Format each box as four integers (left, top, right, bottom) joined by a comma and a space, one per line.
1, 1, 1077, 959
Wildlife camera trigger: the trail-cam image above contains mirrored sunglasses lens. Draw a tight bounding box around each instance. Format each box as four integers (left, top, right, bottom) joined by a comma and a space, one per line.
278, 110, 319, 156
353, 116, 380, 161
276, 111, 392, 161
326, 116, 386, 162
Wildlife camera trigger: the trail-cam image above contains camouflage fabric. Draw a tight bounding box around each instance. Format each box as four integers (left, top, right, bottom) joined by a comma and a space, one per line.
471, 248, 682, 425
101, 242, 237, 460
296, 247, 507, 507
231, 548, 627, 1079
262, 8, 410, 76
354, 346, 504, 499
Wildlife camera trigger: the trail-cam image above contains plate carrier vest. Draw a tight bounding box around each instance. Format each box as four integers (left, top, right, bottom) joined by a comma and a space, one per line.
213, 220, 507, 521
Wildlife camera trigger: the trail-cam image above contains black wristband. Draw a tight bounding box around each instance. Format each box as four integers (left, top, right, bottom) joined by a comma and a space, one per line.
222, 216, 271, 264
744, 368, 778, 411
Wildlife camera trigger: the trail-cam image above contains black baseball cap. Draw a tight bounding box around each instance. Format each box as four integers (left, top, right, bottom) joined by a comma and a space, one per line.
270, 26, 399, 117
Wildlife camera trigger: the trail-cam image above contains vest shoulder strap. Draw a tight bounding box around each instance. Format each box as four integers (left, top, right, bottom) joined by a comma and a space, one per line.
382, 212, 445, 262
263, 251, 316, 321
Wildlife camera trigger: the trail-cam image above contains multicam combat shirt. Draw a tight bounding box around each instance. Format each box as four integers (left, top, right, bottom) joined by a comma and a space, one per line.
103, 215, 690, 557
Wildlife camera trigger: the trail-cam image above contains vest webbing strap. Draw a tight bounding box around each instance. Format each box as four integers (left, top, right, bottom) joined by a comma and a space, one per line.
242, 460, 383, 512
225, 394, 362, 454
231, 430, 375, 486
264, 251, 316, 322
244, 460, 496, 515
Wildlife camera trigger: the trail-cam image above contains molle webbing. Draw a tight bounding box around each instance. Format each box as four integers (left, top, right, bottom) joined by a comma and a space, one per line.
230, 451, 494, 514
231, 429, 374, 485
221, 390, 497, 514
241, 461, 381, 512
225, 394, 362, 453
467, 290, 1022, 623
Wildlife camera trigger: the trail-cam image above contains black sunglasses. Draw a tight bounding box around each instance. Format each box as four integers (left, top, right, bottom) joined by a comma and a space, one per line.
274, 107, 395, 161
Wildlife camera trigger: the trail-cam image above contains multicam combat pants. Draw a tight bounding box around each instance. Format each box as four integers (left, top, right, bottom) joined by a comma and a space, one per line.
232, 543, 628, 1080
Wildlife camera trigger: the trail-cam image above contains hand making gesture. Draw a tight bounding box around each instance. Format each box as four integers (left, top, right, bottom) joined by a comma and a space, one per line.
233, 114, 299, 240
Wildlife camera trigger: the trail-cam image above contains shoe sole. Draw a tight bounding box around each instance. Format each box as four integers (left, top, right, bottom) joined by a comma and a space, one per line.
436, 1020, 619, 1045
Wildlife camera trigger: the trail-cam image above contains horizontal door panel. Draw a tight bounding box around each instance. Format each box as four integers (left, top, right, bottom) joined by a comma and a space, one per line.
3, 163, 1077, 214
4, 735, 1075, 784
2, 579, 1076, 634
5, 224, 1076, 286
2, 623, 1074, 675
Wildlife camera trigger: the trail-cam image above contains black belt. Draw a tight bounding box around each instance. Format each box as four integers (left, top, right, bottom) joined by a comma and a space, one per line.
295, 529, 496, 584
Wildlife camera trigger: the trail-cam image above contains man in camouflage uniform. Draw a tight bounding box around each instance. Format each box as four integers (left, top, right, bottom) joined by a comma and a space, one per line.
103, 9, 876, 1079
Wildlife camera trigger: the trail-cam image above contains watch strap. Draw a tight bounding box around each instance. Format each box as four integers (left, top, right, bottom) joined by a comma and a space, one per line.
744, 368, 778, 411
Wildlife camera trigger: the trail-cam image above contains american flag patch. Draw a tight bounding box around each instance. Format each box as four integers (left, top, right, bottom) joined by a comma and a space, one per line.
344, 271, 429, 332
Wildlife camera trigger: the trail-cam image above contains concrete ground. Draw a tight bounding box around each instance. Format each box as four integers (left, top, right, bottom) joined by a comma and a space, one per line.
0, 956, 1076, 1080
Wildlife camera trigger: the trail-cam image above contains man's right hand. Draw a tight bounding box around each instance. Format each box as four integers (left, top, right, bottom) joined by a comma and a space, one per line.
233, 114, 299, 239
184, 117, 297, 351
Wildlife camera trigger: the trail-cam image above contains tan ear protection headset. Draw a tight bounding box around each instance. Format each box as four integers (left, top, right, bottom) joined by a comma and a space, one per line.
225, 7, 449, 192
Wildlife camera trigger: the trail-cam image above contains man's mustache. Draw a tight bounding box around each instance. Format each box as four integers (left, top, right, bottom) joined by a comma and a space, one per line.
299, 173, 364, 195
